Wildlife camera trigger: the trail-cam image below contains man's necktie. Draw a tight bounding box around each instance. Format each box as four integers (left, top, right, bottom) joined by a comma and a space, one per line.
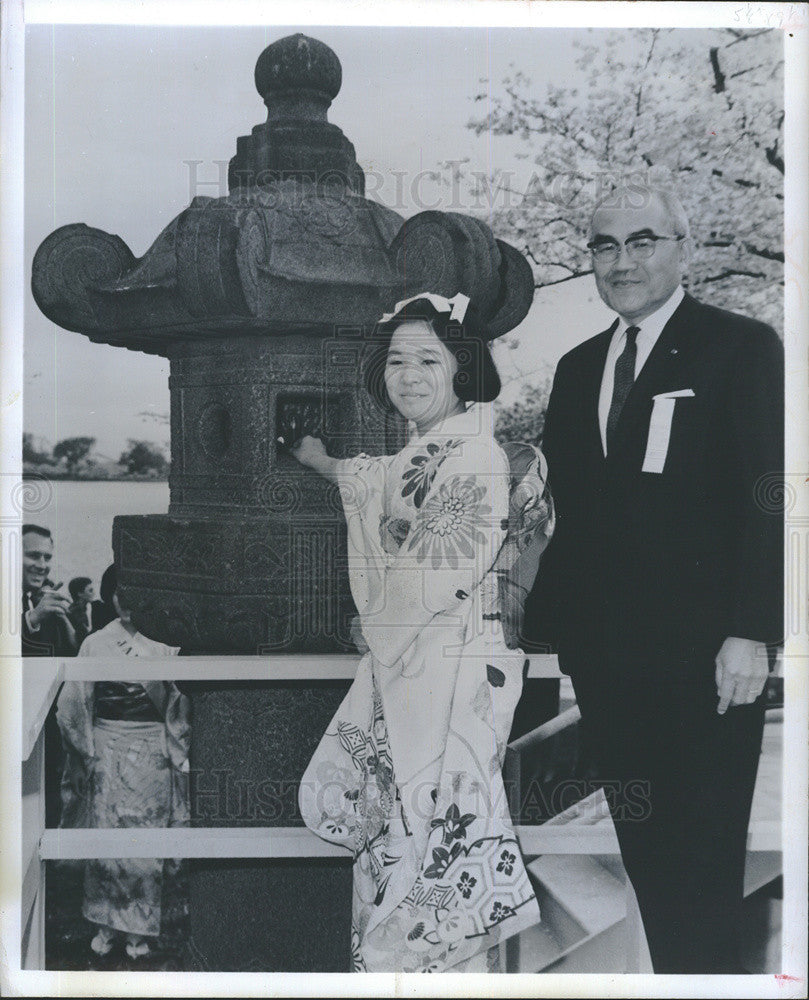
606, 325, 640, 454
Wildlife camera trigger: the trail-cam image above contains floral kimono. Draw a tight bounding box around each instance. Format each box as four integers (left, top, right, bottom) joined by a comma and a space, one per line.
299, 407, 554, 972
56, 620, 190, 938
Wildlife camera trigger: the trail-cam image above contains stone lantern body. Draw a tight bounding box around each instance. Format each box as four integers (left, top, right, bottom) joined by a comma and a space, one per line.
31, 33, 535, 970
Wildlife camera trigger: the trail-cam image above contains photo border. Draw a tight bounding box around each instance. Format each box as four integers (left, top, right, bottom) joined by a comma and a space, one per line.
2, 1, 806, 996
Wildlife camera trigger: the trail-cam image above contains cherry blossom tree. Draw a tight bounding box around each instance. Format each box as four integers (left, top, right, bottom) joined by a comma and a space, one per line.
465, 27, 784, 332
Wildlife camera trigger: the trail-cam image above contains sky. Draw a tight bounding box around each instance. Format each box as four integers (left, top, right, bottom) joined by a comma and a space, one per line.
23, 23, 615, 456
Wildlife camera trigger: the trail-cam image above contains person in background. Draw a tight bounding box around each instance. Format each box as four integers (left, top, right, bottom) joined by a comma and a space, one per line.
90, 563, 119, 634
22, 523, 79, 827
68, 576, 95, 646
56, 565, 190, 963
22, 524, 78, 657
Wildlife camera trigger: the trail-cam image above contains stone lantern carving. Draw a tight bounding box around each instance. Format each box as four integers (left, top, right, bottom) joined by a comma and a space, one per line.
31, 32, 535, 970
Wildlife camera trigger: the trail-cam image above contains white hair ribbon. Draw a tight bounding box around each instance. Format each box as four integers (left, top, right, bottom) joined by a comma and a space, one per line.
379, 291, 470, 325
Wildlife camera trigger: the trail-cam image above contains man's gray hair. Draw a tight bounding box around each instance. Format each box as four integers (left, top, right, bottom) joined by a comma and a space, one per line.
593, 183, 691, 240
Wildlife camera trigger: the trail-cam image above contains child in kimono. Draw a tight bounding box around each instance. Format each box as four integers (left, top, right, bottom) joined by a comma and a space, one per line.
292, 293, 554, 972
56, 566, 190, 962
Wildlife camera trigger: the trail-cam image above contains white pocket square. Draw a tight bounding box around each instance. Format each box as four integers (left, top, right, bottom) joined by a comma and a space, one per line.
653, 389, 695, 400
643, 390, 695, 473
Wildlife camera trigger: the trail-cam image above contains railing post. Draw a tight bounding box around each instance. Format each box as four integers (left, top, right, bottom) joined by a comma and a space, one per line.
21, 725, 46, 969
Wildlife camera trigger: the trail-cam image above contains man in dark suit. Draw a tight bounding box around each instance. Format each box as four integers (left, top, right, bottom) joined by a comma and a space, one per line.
524, 184, 783, 973
22, 524, 78, 657
22, 524, 80, 827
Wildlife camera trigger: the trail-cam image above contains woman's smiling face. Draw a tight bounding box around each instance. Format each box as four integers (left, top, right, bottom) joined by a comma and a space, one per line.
384, 320, 464, 432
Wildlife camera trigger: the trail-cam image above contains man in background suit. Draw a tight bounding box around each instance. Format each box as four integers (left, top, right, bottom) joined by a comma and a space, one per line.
67, 575, 95, 647
22, 524, 78, 657
524, 184, 783, 973
22, 523, 79, 827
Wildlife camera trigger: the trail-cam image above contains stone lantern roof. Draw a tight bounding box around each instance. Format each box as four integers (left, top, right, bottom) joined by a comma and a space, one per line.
31, 33, 535, 357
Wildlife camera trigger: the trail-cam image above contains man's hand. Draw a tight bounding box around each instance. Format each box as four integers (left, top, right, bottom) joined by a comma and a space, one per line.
28, 583, 72, 629
715, 636, 768, 714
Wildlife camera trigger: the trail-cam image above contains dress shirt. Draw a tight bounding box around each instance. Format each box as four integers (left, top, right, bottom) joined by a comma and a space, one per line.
23, 591, 40, 632
598, 285, 685, 455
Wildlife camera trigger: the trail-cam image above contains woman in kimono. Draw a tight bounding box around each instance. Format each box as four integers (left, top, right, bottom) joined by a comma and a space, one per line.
56, 566, 190, 961
292, 293, 554, 972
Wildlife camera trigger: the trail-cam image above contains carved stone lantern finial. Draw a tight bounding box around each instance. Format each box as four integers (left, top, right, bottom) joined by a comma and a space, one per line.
255, 32, 342, 106
230, 33, 363, 193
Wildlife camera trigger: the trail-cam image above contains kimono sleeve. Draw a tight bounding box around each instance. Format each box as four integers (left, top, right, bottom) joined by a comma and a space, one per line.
361, 441, 510, 666
335, 453, 391, 616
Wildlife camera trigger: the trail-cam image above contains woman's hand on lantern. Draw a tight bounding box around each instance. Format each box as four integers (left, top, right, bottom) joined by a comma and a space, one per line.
289, 435, 340, 481
290, 435, 327, 467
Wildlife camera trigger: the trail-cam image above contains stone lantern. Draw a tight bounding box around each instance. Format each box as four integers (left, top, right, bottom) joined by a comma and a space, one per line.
32, 33, 535, 970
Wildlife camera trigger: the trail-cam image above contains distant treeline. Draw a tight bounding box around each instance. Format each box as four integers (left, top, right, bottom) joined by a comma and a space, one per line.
23, 434, 169, 481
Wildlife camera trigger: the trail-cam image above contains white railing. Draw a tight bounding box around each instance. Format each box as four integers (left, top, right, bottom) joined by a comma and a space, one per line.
21, 654, 782, 972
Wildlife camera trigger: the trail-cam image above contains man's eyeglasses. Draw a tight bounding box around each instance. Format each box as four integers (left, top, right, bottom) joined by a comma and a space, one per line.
587, 234, 685, 264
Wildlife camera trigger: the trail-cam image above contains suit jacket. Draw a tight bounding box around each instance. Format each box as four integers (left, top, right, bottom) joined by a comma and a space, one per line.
524, 292, 784, 685
22, 590, 77, 657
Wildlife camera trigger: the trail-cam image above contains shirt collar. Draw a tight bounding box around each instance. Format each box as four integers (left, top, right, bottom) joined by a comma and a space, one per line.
410, 406, 480, 440
616, 285, 685, 343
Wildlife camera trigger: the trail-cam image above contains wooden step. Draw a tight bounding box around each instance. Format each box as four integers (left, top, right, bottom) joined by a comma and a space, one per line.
506, 853, 638, 972
529, 854, 626, 936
